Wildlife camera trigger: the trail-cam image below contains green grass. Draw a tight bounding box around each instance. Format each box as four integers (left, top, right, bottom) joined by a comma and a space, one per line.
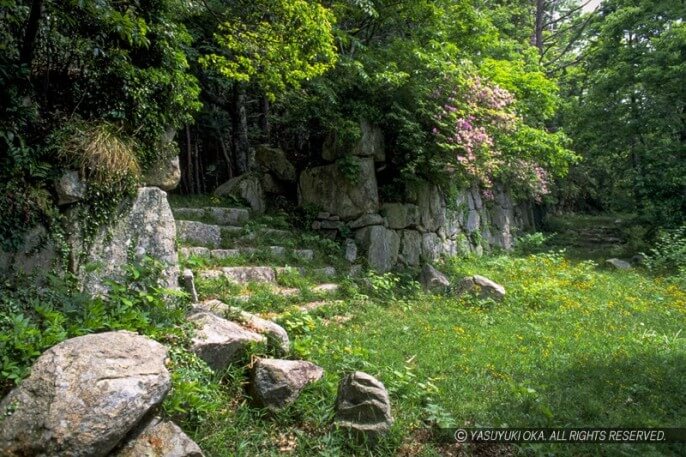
194, 272, 344, 315
184, 253, 686, 456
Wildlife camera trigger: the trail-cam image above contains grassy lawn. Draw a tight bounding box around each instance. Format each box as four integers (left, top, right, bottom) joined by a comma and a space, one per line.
184, 252, 686, 456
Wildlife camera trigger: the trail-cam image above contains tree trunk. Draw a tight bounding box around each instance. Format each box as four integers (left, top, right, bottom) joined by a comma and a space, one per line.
261, 96, 271, 142
20, 0, 44, 67
185, 125, 193, 194
533, 0, 545, 55
194, 140, 201, 194
232, 84, 250, 175
217, 127, 234, 180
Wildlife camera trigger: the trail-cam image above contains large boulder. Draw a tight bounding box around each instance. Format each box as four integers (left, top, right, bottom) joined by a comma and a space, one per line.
299, 157, 378, 220
381, 203, 419, 229
214, 174, 266, 215
354, 225, 400, 273
0, 331, 170, 457
335, 371, 393, 443
400, 230, 422, 267
420, 264, 450, 292
322, 120, 385, 162
416, 182, 445, 231
143, 155, 181, 191
113, 417, 204, 457
457, 274, 506, 301
188, 312, 265, 371
250, 359, 324, 411
193, 299, 290, 354
255, 145, 296, 182
80, 187, 179, 293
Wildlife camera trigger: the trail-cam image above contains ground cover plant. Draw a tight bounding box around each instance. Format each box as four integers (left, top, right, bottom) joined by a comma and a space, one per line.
175, 247, 686, 456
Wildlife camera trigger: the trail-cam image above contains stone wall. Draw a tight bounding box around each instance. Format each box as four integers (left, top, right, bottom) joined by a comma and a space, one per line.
297, 121, 534, 271
1, 185, 180, 293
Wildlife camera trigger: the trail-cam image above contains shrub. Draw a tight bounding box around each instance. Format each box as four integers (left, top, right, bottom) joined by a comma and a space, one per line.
515, 232, 551, 255
0, 257, 188, 396
644, 225, 686, 278
53, 121, 140, 192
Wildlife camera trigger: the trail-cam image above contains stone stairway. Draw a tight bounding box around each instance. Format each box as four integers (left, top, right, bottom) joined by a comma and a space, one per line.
172, 203, 346, 319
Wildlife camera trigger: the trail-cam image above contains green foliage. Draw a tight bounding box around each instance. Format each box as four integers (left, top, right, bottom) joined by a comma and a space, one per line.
644, 225, 686, 279
0, 257, 187, 395
515, 232, 551, 255
335, 154, 361, 183
50, 121, 140, 191
0, 180, 54, 252
163, 346, 223, 424
270, 0, 576, 200
200, 0, 338, 98
561, 0, 686, 226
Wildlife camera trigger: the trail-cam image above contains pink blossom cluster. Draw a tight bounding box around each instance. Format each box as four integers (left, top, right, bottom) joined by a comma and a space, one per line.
431, 76, 515, 190
467, 77, 514, 110
509, 159, 551, 201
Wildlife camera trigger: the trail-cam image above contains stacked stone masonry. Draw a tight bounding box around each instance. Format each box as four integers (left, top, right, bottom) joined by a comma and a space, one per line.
296, 120, 534, 271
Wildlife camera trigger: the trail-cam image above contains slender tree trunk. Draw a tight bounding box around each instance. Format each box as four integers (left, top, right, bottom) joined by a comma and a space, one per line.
194, 141, 201, 194
185, 125, 193, 194
20, 0, 44, 67
232, 83, 250, 174
217, 127, 233, 180
532, 0, 545, 55
261, 96, 271, 142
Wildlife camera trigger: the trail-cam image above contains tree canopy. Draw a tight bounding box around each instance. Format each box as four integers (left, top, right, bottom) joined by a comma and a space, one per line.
1, 0, 684, 244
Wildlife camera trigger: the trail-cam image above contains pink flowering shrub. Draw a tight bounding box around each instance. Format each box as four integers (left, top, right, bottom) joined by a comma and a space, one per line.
431, 75, 553, 201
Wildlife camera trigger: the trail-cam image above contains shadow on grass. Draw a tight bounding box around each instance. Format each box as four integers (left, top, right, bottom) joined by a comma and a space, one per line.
483, 351, 686, 456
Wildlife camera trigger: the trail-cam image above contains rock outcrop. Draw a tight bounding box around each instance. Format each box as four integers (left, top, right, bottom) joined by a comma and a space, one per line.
113, 417, 204, 457
335, 371, 393, 443
299, 157, 379, 220
214, 173, 266, 214
456, 274, 506, 301
188, 312, 265, 371
80, 187, 179, 293
250, 359, 324, 411
255, 145, 296, 183
0, 331, 170, 457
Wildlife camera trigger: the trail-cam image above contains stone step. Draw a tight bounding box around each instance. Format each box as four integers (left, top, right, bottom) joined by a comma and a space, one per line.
198, 266, 276, 284
274, 266, 337, 278
176, 220, 242, 248
173, 207, 250, 226
179, 246, 314, 262
176, 221, 295, 249
237, 228, 291, 243
231, 283, 339, 302
312, 283, 339, 294
298, 299, 345, 313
